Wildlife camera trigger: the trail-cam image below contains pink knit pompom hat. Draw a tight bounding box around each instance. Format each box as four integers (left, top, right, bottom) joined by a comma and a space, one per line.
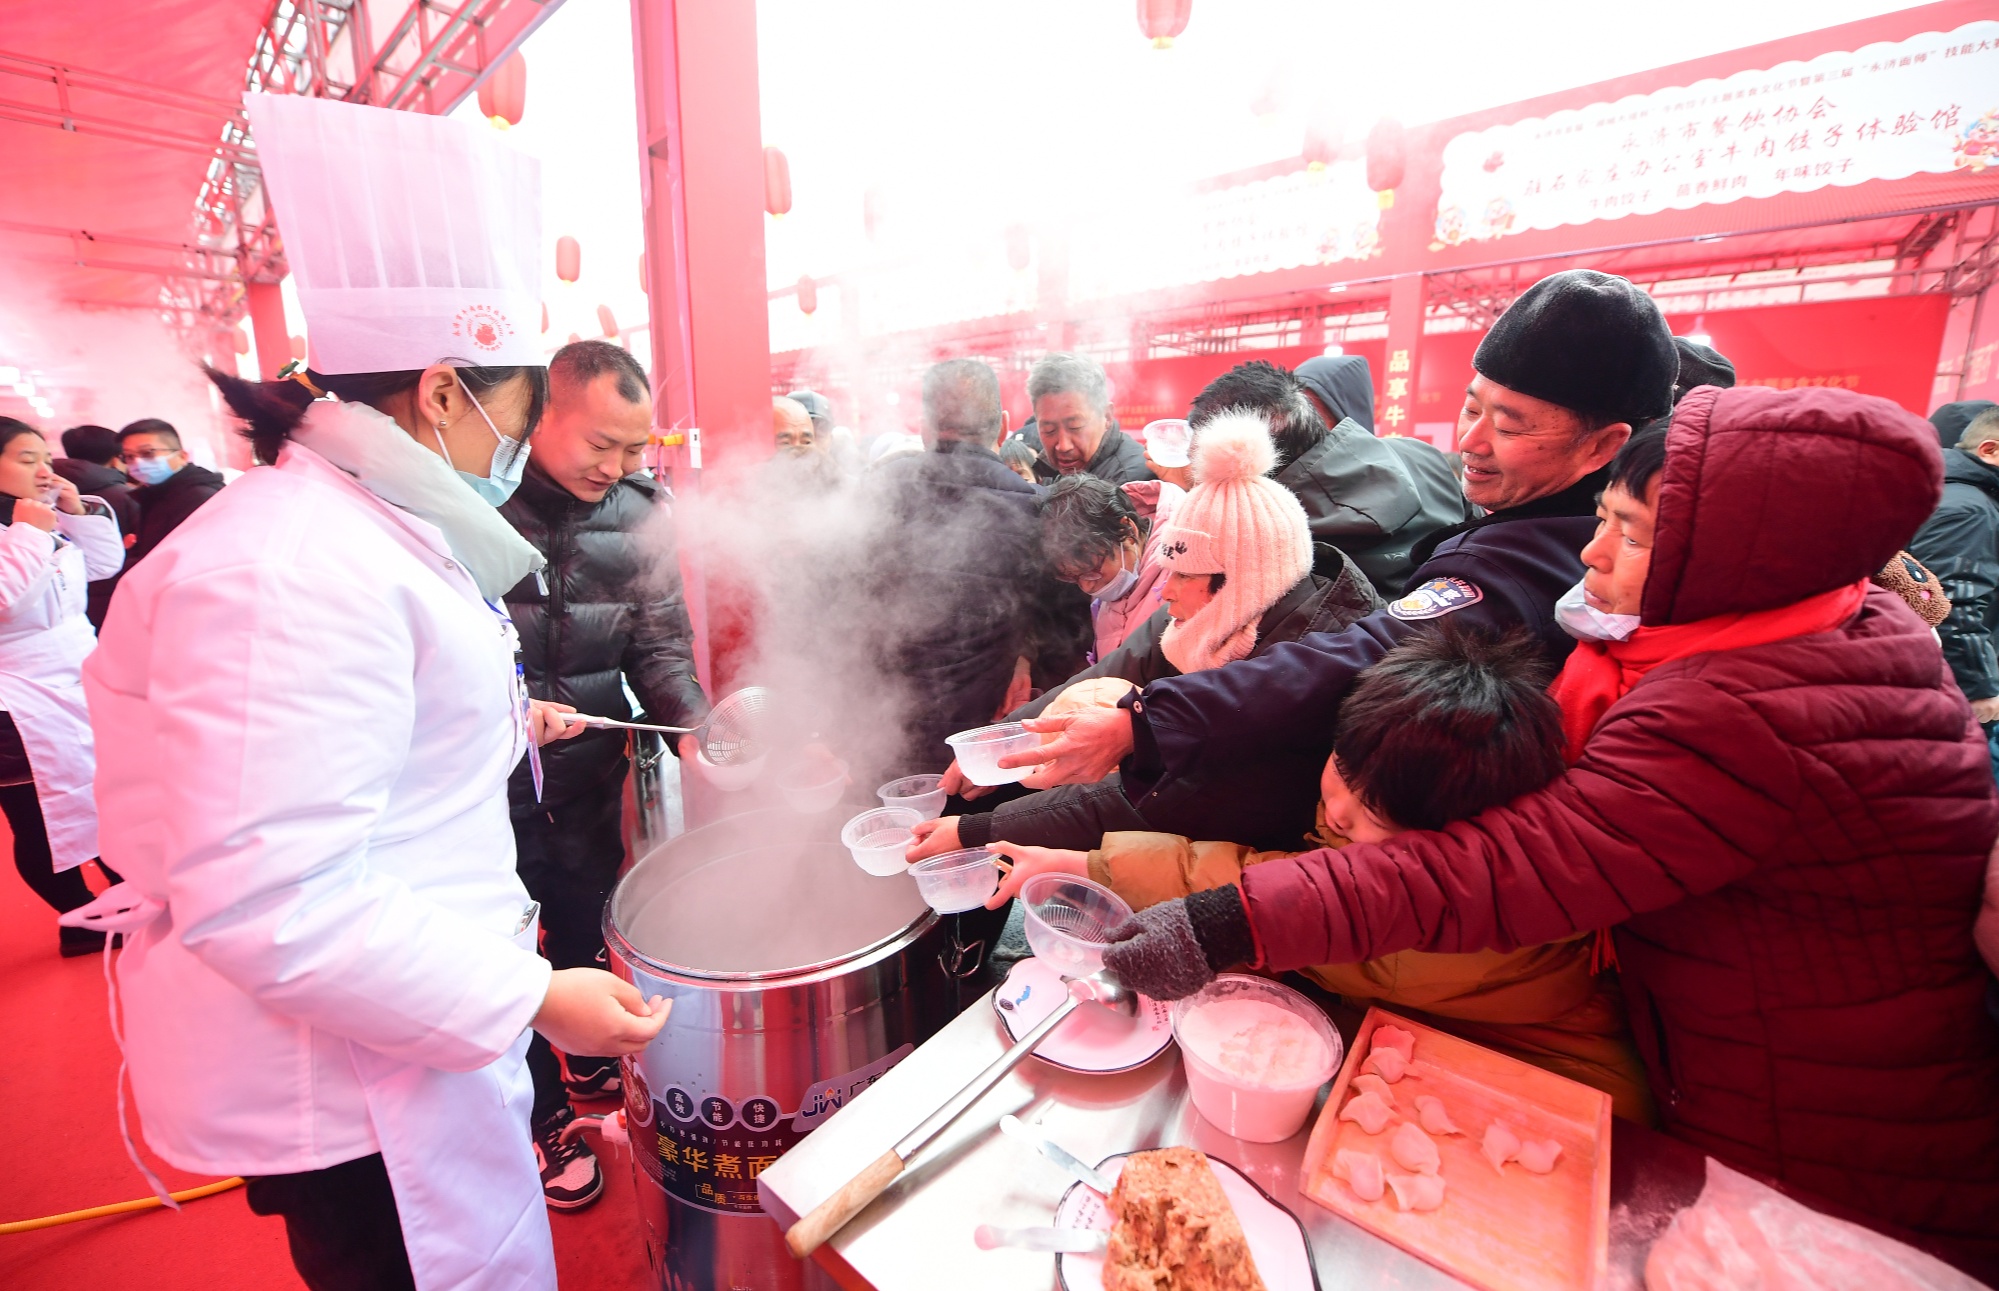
1156, 409, 1312, 672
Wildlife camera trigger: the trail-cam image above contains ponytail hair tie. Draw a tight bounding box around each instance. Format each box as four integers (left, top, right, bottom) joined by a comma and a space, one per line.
276, 360, 325, 399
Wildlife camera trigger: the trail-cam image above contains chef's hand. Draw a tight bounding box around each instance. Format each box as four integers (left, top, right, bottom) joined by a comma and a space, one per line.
1101, 900, 1218, 1002
1000, 708, 1133, 787
938, 759, 994, 801
986, 841, 1089, 909
905, 815, 962, 863
12, 499, 58, 533
49, 477, 84, 515
533, 968, 672, 1057
528, 699, 588, 746
677, 732, 701, 760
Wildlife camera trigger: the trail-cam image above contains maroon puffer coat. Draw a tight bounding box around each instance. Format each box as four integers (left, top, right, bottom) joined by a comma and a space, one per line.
1241, 385, 1999, 1266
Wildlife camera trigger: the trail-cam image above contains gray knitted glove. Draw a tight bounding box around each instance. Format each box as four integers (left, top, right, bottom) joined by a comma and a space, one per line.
1101, 901, 1218, 1002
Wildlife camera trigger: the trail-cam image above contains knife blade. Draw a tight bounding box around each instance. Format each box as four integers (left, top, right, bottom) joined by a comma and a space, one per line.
998, 1114, 1116, 1195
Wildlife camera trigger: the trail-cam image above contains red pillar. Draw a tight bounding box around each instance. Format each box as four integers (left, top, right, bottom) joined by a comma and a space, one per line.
1379, 273, 1425, 441
630, 0, 773, 700
245, 280, 290, 381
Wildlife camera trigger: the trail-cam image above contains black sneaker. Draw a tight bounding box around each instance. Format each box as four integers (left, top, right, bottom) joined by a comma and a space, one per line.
533, 1106, 604, 1211
562, 1058, 622, 1100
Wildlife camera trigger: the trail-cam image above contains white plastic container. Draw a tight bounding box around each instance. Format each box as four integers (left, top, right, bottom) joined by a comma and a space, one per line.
945, 722, 1041, 787
777, 757, 847, 814
909, 848, 999, 914
876, 773, 947, 821
692, 747, 765, 793
1020, 874, 1131, 980
840, 807, 922, 877
1171, 975, 1342, 1143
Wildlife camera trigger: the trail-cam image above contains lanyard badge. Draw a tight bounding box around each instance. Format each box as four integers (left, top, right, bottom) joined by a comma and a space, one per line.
490, 599, 544, 802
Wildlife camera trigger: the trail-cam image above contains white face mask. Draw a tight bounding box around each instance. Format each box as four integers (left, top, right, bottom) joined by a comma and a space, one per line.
430, 371, 529, 507
1554, 578, 1641, 642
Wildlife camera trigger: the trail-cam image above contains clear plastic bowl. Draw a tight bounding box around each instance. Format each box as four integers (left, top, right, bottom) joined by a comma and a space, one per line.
1020, 873, 1132, 980
1170, 974, 1343, 1143
909, 847, 999, 914
840, 807, 922, 877
777, 757, 847, 814
945, 723, 1041, 787
876, 774, 948, 820
692, 747, 765, 792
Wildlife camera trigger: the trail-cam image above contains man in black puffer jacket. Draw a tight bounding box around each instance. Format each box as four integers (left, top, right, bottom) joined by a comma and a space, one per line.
498, 341, 708, 1210
1910, 405, 1999, 777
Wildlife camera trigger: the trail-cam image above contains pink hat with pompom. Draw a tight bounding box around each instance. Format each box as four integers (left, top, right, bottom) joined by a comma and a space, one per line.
1157, 410, 1312, 672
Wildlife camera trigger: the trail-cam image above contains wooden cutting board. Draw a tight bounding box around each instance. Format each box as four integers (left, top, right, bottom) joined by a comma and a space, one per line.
1299, 1008, 1611, 1291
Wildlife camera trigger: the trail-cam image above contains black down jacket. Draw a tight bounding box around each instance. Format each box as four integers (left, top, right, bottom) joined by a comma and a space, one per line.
500, 465, 709, 812
1909, 448, 1999, 704
956, 544, 1384, 851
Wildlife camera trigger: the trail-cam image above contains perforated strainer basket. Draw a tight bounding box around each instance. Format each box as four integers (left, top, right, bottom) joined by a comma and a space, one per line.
1020, 873, 1133, 980
700, 685, 774, 766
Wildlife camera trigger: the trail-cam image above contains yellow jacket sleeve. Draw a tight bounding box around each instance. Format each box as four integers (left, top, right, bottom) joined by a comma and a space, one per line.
1087, 832, 1294, 912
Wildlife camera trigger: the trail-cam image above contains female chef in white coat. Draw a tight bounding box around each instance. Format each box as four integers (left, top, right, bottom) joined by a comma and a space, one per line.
65, 96, 670, 1291
0, 417, 123, 954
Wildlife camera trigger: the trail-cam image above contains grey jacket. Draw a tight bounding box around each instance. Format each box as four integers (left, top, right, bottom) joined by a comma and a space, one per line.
1273, 419, 1473, 596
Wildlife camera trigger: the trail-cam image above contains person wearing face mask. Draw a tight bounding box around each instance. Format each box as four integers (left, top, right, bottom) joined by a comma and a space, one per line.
117, 418, 226, 566
1039, 473, 1183, 660
60, 96, 669, 1291
0, 417, 124, 955
1101, 397, 1999, 1277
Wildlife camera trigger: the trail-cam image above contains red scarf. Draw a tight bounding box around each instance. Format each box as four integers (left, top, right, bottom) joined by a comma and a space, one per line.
1548, 579, 1870, 764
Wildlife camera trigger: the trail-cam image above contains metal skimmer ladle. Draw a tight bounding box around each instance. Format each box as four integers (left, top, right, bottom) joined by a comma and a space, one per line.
560, 684, 774, 766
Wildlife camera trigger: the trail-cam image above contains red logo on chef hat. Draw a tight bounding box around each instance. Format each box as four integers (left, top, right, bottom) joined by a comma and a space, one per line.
451, 304, 514, 353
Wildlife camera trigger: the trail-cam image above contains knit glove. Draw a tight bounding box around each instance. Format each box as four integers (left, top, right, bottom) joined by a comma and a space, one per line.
1101, 887, 1258, 1001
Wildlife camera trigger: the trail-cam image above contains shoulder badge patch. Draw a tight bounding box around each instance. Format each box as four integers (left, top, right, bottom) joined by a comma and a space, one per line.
1386, 576, 1485, 621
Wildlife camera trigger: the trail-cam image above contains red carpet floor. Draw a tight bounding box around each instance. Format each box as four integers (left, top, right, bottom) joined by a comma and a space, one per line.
0, 839, 653, 1289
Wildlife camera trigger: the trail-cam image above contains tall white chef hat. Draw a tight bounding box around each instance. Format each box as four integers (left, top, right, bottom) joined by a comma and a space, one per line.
245, 93, 543, 375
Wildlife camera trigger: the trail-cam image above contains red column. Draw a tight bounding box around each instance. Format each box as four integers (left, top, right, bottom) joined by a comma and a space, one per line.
1379, 273, 1425, 442
245, 280, 290, 381
630, 0, 773, 700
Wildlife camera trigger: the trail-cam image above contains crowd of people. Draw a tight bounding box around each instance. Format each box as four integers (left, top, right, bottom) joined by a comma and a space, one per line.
9, 259, 1999, 1285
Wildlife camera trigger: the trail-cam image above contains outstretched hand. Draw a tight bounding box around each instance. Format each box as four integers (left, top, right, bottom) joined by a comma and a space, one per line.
999, 708, 1134, 788
906, 815, 963, 863
985, 840, 1090, 909
532, 968, 671, 1057
528, 699, 589, 746
938, 759, 995, 801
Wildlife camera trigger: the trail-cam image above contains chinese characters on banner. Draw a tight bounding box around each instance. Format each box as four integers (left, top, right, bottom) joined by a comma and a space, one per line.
1433, 20, 1999, 247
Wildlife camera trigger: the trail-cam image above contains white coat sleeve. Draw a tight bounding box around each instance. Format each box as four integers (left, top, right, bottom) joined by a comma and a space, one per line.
56, 510, 124, 580
0, 522, 55, 609
144, 561, 551, 1072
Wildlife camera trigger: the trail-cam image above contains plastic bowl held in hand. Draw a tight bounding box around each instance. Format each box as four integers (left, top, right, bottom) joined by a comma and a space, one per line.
1170, 974, 1343, 1143
944, 723, 1041, 787
693, 746, 765, 793
841, 807, 923, 877
876, 773, 947, 820
1020, 873, 1132, 980
909, 848, 999, 914
778, 758, 847, 814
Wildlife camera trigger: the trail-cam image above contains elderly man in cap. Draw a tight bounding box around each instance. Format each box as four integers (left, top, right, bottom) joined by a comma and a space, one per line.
787, 387, 859, 477
982, 269, 1678, 850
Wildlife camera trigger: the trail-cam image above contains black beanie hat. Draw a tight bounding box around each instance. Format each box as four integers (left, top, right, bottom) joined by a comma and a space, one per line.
1931, 399, 1998, 450
1472, 269, 1677, 427
1672, 337, 1736, 403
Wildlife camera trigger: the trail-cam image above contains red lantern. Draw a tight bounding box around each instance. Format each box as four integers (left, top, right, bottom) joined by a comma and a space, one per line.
540, 303, 549, 334
796, 275, 817, 316
1302, 118, 1341, 171
567, 332, 581, 345
1005, 224, 1032, 272
555, 235, 581, 284
638, 253, 648, 294
597, 304, 618, 338
764, 146, 792, 217
233, 329, 250, 355
477, 52, 527, 128
1366, 117, 1407, 193
288, 334, 306, 361
1137, 0, 1192, 48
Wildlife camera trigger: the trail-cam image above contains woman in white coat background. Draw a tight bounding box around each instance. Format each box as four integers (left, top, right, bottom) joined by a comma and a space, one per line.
0, 416, 123, 955
65, 96, 670, 1291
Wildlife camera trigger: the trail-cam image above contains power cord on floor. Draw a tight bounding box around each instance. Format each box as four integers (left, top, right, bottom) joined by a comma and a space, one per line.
0, 1177, 245, 1234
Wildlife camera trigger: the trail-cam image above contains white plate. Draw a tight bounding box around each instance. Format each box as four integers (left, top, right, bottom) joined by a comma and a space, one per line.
992, 957, 1174, 1074
1053, 1151, 1321, 1291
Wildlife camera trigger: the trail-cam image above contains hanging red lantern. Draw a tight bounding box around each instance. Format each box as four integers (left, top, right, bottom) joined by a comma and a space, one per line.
288, 334, 306, 361
540, 303, 549, 333
764, 146, 792, 217
796, 275, 817, 316
1302, 118, 1342, 171
555, 235, 581, 284
1137, 0, 1192, 48
477, 52, 527, 128
567, 332, 581, 345
638, 253, 648, 294
596, 304, 618, 338
1366, 117, 1407, 193
1005, 224, 1032, 272
233, 329, 250, 355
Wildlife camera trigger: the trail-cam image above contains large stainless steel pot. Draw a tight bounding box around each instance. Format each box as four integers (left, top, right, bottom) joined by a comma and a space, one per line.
605, 809, 979, 1290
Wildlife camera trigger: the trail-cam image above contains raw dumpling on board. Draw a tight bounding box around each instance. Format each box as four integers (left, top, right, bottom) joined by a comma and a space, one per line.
1363, 1047, 1411, 1083
1385, 1171, 1447, 1213
1352, 1073, 1398, 1107
1389, 1121, 1441, 1175
1339, 1090, 1395, 1135
1482, 1120, 1522, 1174
1333, 1148, 1385, 1202
1372, 1025, 1416, 1060
1413, 1095, 1462, 1136
1516, 1139, 1562, 1174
